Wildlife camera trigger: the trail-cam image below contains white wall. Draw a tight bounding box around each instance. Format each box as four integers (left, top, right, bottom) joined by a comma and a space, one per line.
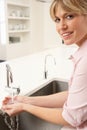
31, 1, 62, 52
43, 2, 62, 49
30, 0, 44, 52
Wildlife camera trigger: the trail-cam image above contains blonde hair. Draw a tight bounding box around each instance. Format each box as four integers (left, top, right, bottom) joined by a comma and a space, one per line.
50, 0, 87, 20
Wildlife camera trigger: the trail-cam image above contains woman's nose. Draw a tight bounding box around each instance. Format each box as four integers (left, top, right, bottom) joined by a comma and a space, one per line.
57, 20, 67, 30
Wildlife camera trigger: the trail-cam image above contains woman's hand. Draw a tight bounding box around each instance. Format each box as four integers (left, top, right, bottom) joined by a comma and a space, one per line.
2, 95, 29, 105
15, 96, 30, 103
2, 96, 12, 105
2, 102, 24, 116
2, 96, 30, 116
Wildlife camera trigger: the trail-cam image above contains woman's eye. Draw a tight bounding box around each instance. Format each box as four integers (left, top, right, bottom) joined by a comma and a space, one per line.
54, 18, 60, 23
66, 15, 74, 19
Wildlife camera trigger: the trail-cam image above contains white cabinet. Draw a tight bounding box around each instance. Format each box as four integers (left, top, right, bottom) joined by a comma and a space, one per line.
7, 0, 31, 44
0, 0, 32, 60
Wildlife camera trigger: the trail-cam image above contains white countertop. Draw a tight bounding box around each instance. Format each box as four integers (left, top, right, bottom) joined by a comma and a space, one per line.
0, 46, 77, 107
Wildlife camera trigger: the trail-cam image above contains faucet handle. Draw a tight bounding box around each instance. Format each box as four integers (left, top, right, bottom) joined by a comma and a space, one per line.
44, 54, 56, 79
45, 71, 48, 79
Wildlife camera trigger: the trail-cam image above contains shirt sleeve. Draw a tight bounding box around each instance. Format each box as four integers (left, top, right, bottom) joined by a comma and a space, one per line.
62, 56, 87, 127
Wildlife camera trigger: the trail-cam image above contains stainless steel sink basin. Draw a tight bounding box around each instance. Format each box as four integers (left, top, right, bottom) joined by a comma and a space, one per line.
19, 80, 68, 130
31, 80, 68, 96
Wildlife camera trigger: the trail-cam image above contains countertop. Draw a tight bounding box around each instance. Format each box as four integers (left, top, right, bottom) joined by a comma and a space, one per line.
0, 45, 77, 107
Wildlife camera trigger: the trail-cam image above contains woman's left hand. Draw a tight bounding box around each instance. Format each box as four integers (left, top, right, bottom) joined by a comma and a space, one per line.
2, 102, 24, 116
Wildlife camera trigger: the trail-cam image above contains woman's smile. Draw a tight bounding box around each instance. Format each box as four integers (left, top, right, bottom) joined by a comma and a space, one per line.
61, 31, 73, 40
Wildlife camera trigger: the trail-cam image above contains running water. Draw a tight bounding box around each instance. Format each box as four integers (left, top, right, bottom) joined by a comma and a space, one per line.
0, 110, 19, 130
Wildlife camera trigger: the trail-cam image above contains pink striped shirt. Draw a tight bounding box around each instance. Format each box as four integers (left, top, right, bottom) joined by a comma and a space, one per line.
62, 40, 87, 130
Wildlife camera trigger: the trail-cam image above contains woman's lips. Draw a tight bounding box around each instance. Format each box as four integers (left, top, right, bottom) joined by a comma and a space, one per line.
61, 32, 73, 39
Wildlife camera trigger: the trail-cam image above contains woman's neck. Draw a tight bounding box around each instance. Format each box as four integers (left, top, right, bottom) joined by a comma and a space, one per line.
76, 35, 87, 47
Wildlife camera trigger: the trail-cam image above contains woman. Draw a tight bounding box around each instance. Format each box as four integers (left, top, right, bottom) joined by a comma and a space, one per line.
2, 0, 87, 129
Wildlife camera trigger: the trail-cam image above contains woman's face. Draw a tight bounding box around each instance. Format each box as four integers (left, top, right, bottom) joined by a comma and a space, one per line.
55, 4, 87, 46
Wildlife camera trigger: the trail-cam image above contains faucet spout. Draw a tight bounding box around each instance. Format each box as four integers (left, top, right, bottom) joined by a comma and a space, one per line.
6, 64, 13, 88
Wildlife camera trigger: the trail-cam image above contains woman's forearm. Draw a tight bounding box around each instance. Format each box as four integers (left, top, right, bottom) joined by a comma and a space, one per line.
23, 103, 70, 126
22, 91, 68, 108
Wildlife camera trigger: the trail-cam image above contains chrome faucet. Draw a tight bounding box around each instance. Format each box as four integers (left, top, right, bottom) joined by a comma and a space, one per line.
6, 64, 13, 88
44, 54, 56, 79
5, 64, 20, 97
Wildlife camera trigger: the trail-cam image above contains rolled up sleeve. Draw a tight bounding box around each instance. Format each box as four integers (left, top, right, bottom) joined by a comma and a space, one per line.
62, 103, 87, 127
62, 56, 87, 127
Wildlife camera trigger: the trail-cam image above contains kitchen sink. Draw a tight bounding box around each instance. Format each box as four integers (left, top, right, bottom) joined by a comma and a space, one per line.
31, 80, 68, 96
0, 80, 68, 130
19, 80, 68, 130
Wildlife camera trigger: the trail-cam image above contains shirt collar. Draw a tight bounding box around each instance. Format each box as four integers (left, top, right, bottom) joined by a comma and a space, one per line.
70, 40, 87, 64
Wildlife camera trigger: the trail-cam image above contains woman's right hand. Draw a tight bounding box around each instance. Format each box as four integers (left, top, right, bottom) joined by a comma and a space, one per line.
2, 96, 12, 105
2, 95, 29, 106
2, 101, 26, 116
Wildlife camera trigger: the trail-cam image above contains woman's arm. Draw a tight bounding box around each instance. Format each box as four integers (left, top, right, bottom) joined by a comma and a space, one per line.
2, 102, 70, 126
24, 104, 70, 126
15, 91, 68, 108
2, 91, 69, 126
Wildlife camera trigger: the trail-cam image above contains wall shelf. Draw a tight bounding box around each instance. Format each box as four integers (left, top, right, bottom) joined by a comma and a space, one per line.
8, 30, 30, 33
6, 0, 30, 44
